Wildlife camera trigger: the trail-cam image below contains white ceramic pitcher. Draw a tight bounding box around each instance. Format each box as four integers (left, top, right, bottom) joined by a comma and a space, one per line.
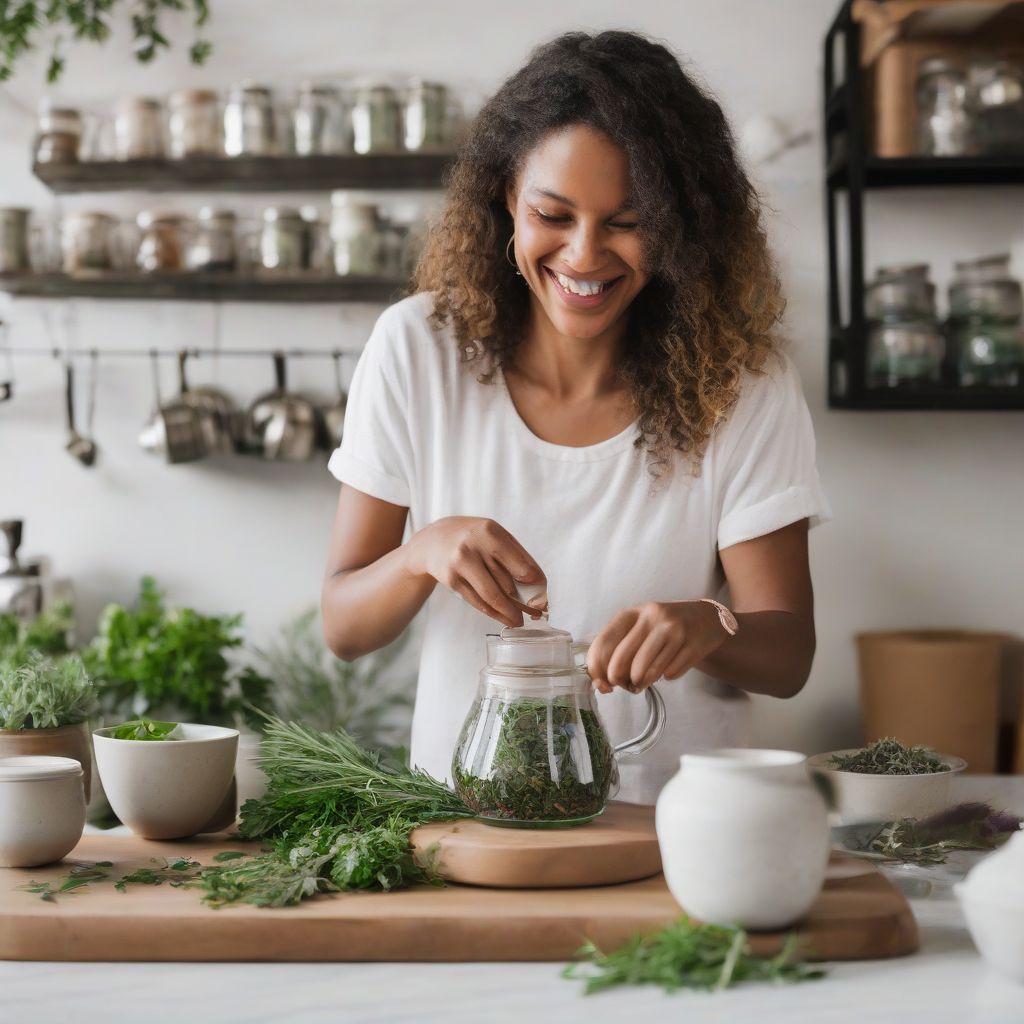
655, 748, 830, 929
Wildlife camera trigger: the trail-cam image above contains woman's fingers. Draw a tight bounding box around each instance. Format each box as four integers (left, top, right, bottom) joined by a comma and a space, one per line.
484, 521, 548, 593
629, 624, 678, 689
450, 575, 520, 628
458, 551, 525, 627
484, 553, 542, 620
588, 609, 639, 692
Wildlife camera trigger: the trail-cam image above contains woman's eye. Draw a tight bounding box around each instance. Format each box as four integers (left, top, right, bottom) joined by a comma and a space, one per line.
609, 221, 639, 231
535, 210, 570, 224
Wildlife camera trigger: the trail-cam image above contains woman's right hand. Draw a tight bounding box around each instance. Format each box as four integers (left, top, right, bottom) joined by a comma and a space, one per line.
406, 516, 547, 628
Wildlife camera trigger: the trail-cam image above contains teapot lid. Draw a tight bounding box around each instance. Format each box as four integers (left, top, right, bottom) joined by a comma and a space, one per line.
486, 624, 575, 671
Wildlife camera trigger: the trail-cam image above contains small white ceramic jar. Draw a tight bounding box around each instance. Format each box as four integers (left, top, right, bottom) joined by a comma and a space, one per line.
956, 829, 1024, 982
655, 748, 831, 929
0, 755, 86, 868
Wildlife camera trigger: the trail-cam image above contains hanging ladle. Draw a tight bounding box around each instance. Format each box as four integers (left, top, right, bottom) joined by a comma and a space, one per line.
64, 354, 98, 467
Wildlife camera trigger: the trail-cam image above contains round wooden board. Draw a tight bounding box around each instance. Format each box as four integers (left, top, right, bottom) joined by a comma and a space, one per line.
409, 800, 661, 888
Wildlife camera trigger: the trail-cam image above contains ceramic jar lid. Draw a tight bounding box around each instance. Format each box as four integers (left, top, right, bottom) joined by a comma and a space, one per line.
0, 755, 83, 782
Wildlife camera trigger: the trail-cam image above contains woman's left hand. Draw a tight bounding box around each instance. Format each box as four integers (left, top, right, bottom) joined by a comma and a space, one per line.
587, 601, 730, 694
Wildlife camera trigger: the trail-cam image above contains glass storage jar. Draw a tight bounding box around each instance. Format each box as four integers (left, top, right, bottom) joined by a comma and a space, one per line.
329, 192, 382, 276
403, 79, 452, 152
185, 207, 236, 271
224, 83, 277, 157
452, 624, 665, 828
61, 212, 117, 272
865, 263, 936, 322
166, 89, 222, 159
915, 57, 970, 156
351, 82, 401, 154
867, 320, 945, 389
967, 58, 1024, 155
0, 209, 31, 273
136, 212, 190, 272
949, 253, 1023, 322
259, 206, 307, 273
34, 104, 81, 164
291, 83, 349, 155
112, 97, 164, 160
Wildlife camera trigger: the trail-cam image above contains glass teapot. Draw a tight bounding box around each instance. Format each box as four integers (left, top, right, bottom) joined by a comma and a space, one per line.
452, 624, 666, 828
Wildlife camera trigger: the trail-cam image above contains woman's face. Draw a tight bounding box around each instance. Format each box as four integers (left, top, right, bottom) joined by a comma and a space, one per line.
506, 125, 649, 342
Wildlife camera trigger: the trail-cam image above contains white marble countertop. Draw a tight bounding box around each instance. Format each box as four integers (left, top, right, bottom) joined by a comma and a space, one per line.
2, 776, 1022, 1024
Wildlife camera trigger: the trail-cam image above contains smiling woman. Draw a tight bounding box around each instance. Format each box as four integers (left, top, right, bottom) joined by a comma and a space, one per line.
320, 30, 831, 805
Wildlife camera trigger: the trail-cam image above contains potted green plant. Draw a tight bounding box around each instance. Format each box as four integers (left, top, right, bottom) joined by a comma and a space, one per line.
0, 652, 97, 799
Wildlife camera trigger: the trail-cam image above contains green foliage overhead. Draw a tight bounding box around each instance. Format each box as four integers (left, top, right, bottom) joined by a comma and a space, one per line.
0, 0, 212, 83
0, 650, 96, 730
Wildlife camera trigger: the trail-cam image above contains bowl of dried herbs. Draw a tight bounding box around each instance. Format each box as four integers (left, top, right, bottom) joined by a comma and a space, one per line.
808, 737, 966, 825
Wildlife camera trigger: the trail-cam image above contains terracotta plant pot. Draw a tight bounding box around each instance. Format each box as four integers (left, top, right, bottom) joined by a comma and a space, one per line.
856, 630, 1005, 774
0, 722, 92, 801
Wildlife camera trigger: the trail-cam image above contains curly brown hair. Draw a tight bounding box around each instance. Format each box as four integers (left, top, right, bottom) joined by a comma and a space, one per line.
413, 30, 785, 474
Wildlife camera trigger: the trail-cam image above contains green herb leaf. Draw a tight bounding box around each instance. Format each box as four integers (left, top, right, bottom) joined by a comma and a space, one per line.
108, 718, 182, 741
562, 917, 825, 995
212, 851, 247, 862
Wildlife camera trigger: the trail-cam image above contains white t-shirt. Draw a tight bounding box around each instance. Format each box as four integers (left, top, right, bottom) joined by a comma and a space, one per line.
329, 292, 831, 805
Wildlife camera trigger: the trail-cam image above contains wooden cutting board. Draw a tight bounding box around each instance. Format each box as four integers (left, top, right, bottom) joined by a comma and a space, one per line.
0, 833, 918, 962
410, 801, 662, 887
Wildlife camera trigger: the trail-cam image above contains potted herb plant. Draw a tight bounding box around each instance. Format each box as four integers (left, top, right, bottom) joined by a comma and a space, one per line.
0, 652, 97, 799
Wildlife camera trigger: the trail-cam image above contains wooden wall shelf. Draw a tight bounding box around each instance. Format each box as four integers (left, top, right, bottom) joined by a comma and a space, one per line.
0, 272, 407, 303
33, 153, 455, 194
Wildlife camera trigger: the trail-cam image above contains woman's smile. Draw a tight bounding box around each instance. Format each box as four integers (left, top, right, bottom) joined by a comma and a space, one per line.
543, 266, 625, 309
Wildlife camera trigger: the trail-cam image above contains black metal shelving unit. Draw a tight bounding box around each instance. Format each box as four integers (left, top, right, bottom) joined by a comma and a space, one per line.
824, 0, 1024, 411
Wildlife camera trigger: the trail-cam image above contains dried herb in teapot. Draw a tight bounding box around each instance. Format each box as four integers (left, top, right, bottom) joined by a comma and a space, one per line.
828, 737, 948, 775
452, 699, 614, 823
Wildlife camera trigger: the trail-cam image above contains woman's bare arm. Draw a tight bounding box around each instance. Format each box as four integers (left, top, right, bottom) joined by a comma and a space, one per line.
322, 485, 548, 661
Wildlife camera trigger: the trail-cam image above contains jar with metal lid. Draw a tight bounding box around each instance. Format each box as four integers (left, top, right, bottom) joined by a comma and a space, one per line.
330, 192, 383, 276
136, 212, 190, 272
914, 57, 970, 156
865, 263, 936, 322
403, 79, 452, 152
112, 97, 164, 160
867, 320, 945, 389
351, 82, 401, 154
224, 84, 277, 157
952, 321, 1024, 387
949, 254, 1022, 323
0, 755, 86, 868
61, 212, 116, 272
185, 207, 236, 271
33, 105, 81, 164
259, 207, 307, 273
0, 209, 31, 274
166, 89, 222, 159
291, 83, 349, 155
967, 58, 1024, 155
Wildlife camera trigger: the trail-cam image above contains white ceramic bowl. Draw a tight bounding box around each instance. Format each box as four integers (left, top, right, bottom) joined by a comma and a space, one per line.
0, 755, 86, 867
955, 829, 1024, 983
807, 749, 966, 825
93, 723, 238, 839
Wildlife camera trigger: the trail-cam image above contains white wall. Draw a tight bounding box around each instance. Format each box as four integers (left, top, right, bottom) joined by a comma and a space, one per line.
1, 0, 1022, 754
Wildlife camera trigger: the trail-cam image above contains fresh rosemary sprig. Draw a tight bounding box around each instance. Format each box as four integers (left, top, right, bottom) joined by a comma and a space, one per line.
196, 716, 472, 908
829, 738, 948, 775
562, 917, 826, 994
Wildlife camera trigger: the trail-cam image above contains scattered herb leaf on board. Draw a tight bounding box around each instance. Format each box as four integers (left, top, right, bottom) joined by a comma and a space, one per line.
562, 918, 826, 994
212, 851, 247, 863
452, 700, 614, 823
197, 716, 473, 908
108, 718, 182, 741
114, 857, 202, 892
828, 738, 949, 775
17, 862, 112, 902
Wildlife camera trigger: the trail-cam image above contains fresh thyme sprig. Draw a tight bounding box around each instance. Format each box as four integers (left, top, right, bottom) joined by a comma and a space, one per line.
562, 917, 826, 994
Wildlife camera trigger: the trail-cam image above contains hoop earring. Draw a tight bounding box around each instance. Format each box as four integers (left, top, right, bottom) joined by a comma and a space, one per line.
505, 233, 522, 277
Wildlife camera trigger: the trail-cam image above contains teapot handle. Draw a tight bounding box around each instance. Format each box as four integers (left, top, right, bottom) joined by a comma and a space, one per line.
572, 641, 666, 758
